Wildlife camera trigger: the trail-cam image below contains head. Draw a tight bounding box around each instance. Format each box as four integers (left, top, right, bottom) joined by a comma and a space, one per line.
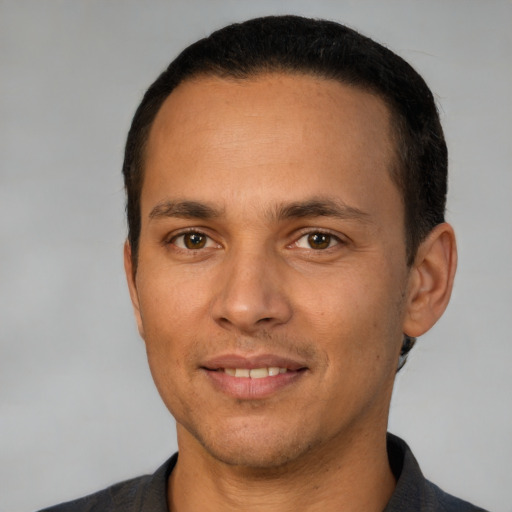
121, 16, 456, 470
123, 15, 447, 270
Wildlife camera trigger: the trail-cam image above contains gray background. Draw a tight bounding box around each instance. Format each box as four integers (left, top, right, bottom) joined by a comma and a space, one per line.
1, 1, 511, 511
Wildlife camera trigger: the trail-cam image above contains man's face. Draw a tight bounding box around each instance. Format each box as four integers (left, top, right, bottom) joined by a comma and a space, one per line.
126, 73, 412, 468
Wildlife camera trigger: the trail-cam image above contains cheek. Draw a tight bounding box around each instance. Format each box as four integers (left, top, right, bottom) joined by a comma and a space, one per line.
136, 271, 203, 408
137, 264, 211, 332
134, 276, 204, 390
292, 263, 405, 365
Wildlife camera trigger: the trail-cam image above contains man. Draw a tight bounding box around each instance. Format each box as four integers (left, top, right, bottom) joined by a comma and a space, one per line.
41, 15, 487, 512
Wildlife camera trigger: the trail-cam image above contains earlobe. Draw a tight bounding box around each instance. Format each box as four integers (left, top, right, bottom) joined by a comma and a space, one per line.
123, 241, 145, 339
402, 223, 457, 337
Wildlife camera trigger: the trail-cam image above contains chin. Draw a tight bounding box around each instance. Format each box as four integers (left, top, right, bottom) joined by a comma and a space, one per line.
183, 417, 318, 470
204, 438, 311, 470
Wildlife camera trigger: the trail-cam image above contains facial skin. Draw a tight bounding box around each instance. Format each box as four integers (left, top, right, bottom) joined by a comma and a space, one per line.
125, 73, 456, 510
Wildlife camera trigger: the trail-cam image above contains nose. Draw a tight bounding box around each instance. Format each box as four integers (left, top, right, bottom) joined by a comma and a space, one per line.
211, 248, 293, 334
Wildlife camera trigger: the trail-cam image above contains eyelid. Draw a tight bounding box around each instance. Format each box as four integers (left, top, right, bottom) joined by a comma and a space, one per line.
166, 228, 220, 250
290, 228, 346, 250
164, 227, 347, 251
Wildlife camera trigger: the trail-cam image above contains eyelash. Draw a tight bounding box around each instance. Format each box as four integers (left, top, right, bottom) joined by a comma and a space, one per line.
292, 230, 343, 251
165, 228, 345, 252
167, 229, 219, 251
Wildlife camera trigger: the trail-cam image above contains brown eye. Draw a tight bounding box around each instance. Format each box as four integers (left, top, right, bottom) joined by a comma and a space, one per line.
307, 232, 332, 250
172, 232, 212, 250
183, 232, 207, 249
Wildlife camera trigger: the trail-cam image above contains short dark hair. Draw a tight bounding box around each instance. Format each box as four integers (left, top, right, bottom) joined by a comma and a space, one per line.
123, 15, 447, 269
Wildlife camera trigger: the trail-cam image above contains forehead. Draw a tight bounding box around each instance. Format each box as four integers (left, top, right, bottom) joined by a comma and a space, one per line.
147, 72, 394, 158
143, 72, 399, 222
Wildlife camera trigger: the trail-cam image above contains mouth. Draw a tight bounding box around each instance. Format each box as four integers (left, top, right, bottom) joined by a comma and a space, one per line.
214, 366, 291, 378
200, 355, 308, 399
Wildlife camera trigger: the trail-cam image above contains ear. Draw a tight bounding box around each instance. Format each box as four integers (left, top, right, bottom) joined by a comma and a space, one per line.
402, 222, 457, 337
123, 240, 145, 339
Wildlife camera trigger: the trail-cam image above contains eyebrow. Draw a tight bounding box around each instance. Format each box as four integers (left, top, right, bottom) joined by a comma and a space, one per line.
149, 200, 224, 220
148, 197, 371, 224
272, 198, 372, 223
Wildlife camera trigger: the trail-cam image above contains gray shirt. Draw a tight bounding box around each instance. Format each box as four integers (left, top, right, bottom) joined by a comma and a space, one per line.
39, 434, 488, 511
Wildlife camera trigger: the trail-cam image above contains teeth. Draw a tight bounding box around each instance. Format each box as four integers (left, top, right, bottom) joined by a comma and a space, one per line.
224, 367, 288, 378
250, 368, 268, 379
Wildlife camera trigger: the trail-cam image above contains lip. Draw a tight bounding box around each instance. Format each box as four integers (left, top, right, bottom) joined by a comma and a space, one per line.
200, 353, 309, 400
201, 353, 308, 371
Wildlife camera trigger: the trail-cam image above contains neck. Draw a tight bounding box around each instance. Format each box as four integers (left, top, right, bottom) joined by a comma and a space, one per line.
168, 427, 396, 512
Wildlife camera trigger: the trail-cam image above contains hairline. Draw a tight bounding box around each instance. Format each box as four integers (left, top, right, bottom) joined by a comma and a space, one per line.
131, 68, 410, 269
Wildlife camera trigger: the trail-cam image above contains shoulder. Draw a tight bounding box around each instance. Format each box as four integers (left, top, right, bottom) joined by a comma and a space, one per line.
385, 434, 489, 512
422, 479, 489, 512
37, 454, 177, 512
37, 474, 151, 512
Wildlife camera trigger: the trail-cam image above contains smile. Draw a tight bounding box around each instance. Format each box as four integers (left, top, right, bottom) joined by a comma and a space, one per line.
222, 367, 288, 378
201, 355, 308, 399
